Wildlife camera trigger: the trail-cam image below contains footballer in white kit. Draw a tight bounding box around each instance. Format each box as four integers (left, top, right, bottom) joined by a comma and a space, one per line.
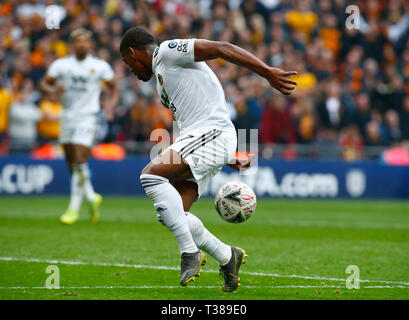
40, 28, 119, 225
49, 53, 114, 147
153, 39, 238, 197
120, 27, 297, 292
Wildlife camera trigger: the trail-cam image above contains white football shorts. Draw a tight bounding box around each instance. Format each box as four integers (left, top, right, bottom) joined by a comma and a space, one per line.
59, 115, 99, 148
168, 128, 237, 197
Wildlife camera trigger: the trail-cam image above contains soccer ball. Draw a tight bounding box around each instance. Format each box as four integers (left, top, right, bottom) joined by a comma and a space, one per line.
215, 181, 257, 223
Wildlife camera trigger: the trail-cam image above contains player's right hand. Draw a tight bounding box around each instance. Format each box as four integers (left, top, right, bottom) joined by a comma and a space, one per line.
228, 153, 255, 171
265, 67, 298, 95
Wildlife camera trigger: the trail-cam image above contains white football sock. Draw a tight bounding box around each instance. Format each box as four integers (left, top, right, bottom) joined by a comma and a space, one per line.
185, 212, 232, 266
84, 180, 96, 202
68, 164, 85, 212
78, 163, 96, 202
140, 174, 198, 254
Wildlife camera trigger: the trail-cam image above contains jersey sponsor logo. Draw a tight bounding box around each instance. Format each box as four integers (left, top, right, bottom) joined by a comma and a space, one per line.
177, 40, 188, 53
168, 41, 177, 49
157, 73, 163, 86
71, 76, 87, 83
69, 75, 88, 92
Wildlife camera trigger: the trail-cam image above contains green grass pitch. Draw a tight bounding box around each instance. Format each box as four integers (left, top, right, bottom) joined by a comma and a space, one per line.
0, 196, 408, 300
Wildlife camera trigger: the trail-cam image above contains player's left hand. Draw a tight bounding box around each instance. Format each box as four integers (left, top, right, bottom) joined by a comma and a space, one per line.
264, 67, 298, 95
228, 153, 255, 171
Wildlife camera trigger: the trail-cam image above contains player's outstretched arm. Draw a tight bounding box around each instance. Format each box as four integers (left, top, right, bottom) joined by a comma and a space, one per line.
194, 40, 297, 95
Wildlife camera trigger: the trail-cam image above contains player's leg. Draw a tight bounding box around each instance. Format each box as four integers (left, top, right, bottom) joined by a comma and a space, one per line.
140, 149, 204, 286
160, 179, 247, 292
170, 130, 246, 292
71, 144, 102, 223
61, 143, 101, 224
60, 114, 102, 224
170, 180, 232, 266
60, 143, 84, 224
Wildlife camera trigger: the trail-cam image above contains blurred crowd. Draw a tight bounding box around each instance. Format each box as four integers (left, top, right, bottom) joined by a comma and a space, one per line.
1, 0, 409, 160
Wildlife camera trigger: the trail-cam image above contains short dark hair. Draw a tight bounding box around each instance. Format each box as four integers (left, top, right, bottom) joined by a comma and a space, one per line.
120, 27, 156, 53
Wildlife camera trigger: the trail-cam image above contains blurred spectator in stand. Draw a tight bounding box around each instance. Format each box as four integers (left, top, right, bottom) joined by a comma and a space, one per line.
237, 75, 263, 129
8, 80, 41, 153
229, 78, 261, 145
398, 48, 409, 93
362, 58, 385, 109
339, 124, 364, 160
285, 0, 318, 41
319, 13, 341, 60
37, 92, 62, 144
361, 22, 386, 64
260, 95, 296, 146
121, 97, 151, 152
365, 120, 385, 147
352, 92, 372, 138
342, 46, 365, 94
317, 80, 348, 130
291, 97, 316, 144
386, 75, 406, 112
339, 26, 363, 62
371, 108, 389, 143
400, 95, 409, 140
384, 109, 402, 145
0, 79, 13, 148
231, 91, 253, 133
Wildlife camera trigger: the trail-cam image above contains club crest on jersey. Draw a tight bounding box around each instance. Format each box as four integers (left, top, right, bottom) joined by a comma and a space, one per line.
157, 73, 163, 86
90, 69, 95, 74
168, 41, 177, 49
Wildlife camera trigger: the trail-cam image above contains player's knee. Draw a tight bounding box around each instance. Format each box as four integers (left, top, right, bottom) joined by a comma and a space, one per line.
140, 174, 169, 198
140, 162, 171, 182
140, 164, 150, 175
71, 146, 90, 164
141, 162, 158, 176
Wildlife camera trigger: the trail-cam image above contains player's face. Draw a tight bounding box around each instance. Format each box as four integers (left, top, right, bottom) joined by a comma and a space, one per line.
72, 34, 91, 56
121, 49, 153, 82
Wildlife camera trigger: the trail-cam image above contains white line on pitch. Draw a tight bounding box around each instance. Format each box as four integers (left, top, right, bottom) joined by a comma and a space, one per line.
0, 285, 408, 290
1, 256, 408, 287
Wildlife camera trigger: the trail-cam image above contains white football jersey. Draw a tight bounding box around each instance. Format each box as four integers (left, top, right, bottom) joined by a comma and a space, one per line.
47, 54, 114, 121
152, 39, 236, 135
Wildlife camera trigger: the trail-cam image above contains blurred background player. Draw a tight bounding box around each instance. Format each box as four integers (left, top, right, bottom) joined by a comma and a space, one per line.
40, 28, 119, 224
